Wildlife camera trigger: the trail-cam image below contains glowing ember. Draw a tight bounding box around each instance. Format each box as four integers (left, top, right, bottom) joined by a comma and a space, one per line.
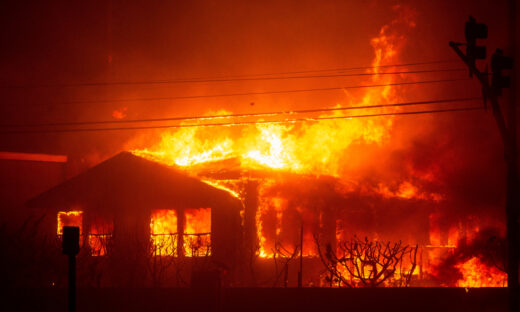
202, 179, 241, 199
112, 107, 128, 119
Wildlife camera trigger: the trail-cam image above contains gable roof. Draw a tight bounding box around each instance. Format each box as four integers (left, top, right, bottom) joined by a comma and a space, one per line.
26, 152, 241, 213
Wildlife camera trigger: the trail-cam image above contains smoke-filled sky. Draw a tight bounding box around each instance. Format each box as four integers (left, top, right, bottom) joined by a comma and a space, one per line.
0, 0, 514, 220
0, 0, 510, 152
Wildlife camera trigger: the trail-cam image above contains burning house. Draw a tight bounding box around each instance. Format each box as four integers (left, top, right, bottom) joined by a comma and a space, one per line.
26, 149, 431, 287
25, 140, 506, 288
10, 4, 509, 291
27, 152, 242, 286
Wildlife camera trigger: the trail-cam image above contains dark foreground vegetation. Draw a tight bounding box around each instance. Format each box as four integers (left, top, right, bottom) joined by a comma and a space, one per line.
3, 287, 508, 312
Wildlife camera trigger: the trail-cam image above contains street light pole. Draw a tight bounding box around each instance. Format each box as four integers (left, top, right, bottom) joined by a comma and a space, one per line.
62, 226, 80, 312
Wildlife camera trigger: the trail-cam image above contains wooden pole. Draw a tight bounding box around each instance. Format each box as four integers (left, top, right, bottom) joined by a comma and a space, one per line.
450, 31, 519, 311
507, 2, 519, 311
68, 254, 76, 312
298, 221, 303, 288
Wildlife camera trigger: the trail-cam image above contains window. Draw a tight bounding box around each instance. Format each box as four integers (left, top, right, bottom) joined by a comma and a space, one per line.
184, 208, 211, 257
57, 211, 114, 256
150, 209, 178, 256
57, 210, 83, 246
57, 210, 83, 235
88, 218, 113, 256
149, 208, 211, 257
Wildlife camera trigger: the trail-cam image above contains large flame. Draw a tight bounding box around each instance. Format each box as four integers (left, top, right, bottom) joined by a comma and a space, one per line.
131, 12, 408, 176
130, 13, 424, 263
130, 17, 404, 177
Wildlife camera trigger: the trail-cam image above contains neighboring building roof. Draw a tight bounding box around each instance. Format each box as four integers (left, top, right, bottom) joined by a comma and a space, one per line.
0, 151, 67, 163
26, 152, 241, 214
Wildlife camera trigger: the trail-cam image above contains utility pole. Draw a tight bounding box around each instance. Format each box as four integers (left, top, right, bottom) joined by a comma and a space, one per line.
450, 14, 518, 312
506, 2, 519, 311
62, 226, 80, 312
298, 221, 303, 288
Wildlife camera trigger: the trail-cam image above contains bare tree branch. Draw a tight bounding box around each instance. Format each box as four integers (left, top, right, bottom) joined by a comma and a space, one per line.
315, 234, 418, 287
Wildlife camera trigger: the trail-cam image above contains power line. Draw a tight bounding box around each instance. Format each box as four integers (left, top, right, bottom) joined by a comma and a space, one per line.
24, 77, 472, 107
1, 68, 466, 88
0, 59, 459, 88
130, 59, 461, 80
1, 97, 481, 128
0, 106, 483, 135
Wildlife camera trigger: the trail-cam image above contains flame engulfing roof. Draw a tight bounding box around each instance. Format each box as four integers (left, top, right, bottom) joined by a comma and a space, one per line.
26, 151, 242, 213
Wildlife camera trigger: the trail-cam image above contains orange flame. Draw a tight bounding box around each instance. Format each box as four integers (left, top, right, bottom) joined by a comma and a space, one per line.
150, 209, 178, 256
130, 9, 415, 178
149, 209, 211, 257
89, 219, 113, 256
456, 257, 507, 287
57, 211, 83, 235
127, 9, 433, 262
184, 208, 211, 257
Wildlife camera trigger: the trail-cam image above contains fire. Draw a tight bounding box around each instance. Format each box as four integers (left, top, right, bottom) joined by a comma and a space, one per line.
124, 7, 501, 287
133, 127, 234, 167
132, 110, 392, 177
150, 209, 178, 256
256, 193, 319, 258
128, 8, 439, 264
89, 219, 113, 256
184, 208, 211, 257
149, 208, 211, 257
456, 257, 507, 287
256, 196, 285, 258
202, 179, 241, 199
57, 210, 83, 235
39, 5, 506, 289
130, 7, 412, 178
243, 125, 297, 170
426, 220, 508, 287
377, 181, 443, 202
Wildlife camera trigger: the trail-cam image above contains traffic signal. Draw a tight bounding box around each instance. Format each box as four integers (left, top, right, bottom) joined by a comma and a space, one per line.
465, 16, 488, 74
491, 48, 513, 95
